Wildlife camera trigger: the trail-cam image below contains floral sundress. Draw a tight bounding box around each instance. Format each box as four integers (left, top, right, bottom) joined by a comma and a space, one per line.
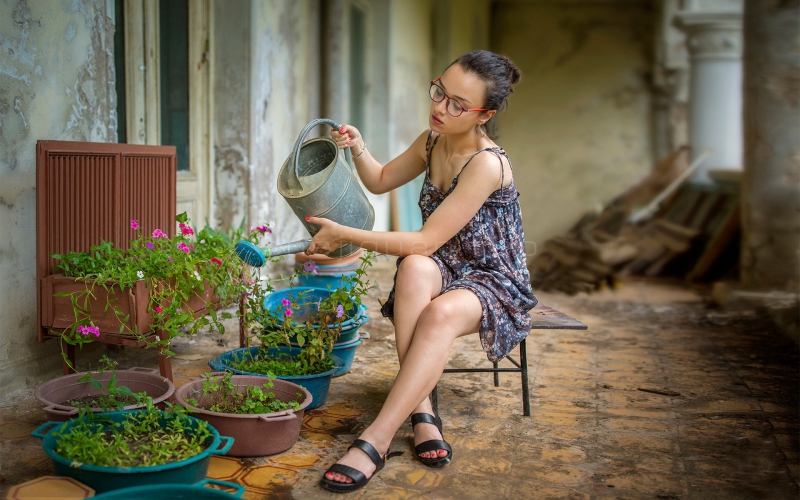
380, 131, 538, 362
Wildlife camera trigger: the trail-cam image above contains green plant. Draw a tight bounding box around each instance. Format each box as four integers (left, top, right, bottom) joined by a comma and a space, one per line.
253, 250, 376, 372
52, 397, 212, 468
184, 371, 302, 414
50, 214, 277, 368
68, 355, 146, 413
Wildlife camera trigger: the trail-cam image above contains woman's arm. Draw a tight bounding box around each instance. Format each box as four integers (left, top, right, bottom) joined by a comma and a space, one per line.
306, 150, 508, 257
332, 126, 429, 195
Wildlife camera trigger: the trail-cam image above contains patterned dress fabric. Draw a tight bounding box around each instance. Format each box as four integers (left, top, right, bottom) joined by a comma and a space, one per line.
380, 131, 538, 362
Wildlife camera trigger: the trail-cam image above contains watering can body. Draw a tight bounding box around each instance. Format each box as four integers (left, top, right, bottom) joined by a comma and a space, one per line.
235, 119, 374, 268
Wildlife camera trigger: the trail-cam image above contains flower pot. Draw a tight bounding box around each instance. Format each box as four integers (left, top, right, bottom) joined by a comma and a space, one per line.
34, 367, 175, 421
295, 271, 357, 289
289, 334, 365, 377
262, 286, 365, 330
93, 479, 245, 499
31, 411, 234, 493
294, 248, 364, 267
207, 347, 341, 410
174, 375, 312, 457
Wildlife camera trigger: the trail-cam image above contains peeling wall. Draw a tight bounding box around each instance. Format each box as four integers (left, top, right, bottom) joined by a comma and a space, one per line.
0, 0, 115, 396
248, 0, 321, 249
491, 1, 655, 257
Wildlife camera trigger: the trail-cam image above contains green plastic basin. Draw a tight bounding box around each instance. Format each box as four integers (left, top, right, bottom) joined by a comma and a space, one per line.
92, 479, 245, 499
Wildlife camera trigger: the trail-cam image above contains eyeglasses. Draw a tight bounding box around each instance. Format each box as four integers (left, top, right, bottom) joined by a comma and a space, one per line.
429, 78, 488, 117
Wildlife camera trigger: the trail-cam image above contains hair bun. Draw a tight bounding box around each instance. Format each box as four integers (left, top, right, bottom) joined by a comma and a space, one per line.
501, 55, 522, 86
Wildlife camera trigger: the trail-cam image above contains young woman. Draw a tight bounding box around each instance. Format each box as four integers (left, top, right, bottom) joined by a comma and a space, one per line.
306, 50, 538, 493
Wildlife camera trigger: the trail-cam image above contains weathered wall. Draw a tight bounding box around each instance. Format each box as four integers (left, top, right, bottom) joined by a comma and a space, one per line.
491, 1, 655, 257
213, 0, 251, 230
740, 0, 800, 292
432, 0, 491, 75
249, 0, 321, 247
0, 0, 115, 396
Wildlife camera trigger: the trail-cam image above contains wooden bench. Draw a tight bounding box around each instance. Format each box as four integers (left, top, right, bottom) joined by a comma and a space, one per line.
431, 303, 588, 417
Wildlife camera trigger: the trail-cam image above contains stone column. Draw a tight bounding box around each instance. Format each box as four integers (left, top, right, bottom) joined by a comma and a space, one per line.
740, 0, 800, 292
675, 9, 743, 184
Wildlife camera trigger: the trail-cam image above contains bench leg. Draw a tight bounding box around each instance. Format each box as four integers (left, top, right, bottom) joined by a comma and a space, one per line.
493, 362, 500, 387
430, 384, 439, 416
520, 339, 530, 416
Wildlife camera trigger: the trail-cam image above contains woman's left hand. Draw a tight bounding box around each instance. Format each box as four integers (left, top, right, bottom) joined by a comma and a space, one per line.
305, 216, 344, 255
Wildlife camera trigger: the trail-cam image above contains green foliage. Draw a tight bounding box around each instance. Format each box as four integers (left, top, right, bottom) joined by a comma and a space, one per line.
70, 355, 145, 414
229, 349, 335, 377
50, 214, 277, 369
52, 397, 212, 468
184, 371, 302, 414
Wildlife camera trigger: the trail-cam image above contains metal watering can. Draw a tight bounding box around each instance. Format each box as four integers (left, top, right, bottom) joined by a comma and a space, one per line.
235, 118, 375, 267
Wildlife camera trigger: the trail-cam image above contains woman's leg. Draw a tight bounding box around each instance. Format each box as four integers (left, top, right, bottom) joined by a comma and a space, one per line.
390, 256, 448, 459
326, 288, 482, 484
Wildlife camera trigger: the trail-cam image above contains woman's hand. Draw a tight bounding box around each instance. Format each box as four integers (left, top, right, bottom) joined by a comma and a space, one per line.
305, 216, 344, 255
330, 124, 365, 154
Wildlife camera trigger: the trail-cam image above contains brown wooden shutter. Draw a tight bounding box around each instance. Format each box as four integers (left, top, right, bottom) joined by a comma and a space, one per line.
36, 141, 176, 342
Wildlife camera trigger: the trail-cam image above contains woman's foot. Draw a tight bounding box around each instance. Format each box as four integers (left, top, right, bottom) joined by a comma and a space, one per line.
412, 416, 449, 460
324, 439, 383, 485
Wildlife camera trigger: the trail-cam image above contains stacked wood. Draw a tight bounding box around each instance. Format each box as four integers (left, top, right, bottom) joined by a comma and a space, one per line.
528, 148, 740, 295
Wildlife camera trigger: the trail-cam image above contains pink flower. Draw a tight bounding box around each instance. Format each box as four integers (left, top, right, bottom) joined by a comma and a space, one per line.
179, 223, 195, 236
281, 298, 291, 307
152, 228, 167, 238
284, 308, 292, 317
251, 225, 269, 234
303, 260, 317, 275
336, 304, 345, 318
168, 257, 173, 262
176, 308, 182, 313
77, 325, 101, 338
146, 242, 154, 250
155, 306, 163, 313
210, 257, 223, 266
130, 219, 139, 230
177, 242, 191, 254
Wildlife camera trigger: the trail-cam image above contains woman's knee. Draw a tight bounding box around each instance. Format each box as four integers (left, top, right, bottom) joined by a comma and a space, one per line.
416, 299, 460, 336
396, 255, 440, 295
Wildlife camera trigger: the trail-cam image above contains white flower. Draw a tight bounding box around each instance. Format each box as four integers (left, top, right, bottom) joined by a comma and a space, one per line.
200, 239, 206, 244
137, 270, 144, 279
194, 270, 202, 281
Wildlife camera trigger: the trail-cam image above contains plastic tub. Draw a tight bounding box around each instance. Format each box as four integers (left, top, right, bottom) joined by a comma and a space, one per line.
289, 334, 364, 377
263, 286, 366, 330
174, 375, 312, 457
31, 411, 234, 493
208, 346, 341, 410
93, 479, 245, 499
34, 367, 174, 421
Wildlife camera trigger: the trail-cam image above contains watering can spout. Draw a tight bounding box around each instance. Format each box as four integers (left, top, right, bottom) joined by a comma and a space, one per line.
235, 239, 312, 268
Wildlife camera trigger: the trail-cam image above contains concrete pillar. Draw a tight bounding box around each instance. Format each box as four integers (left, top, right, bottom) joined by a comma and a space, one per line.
740, 0, 800, 292
675, 8, 743, 184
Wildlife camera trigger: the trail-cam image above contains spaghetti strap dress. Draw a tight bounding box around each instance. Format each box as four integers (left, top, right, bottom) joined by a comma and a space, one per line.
380, 131, 538, 363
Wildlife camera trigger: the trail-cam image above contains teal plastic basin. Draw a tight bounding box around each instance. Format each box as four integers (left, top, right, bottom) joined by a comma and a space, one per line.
93, 479, 245, 499
208, 346, 341, 410
31, 411, 234, 493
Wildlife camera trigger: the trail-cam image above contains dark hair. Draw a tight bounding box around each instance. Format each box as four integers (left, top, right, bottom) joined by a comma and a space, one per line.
449, 50, 521, 140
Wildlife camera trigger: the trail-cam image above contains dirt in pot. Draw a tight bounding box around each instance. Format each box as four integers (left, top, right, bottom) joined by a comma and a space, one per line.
63, 394, 139, 409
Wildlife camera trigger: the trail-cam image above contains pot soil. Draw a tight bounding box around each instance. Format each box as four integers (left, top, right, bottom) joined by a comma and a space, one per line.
174, 375, 312, 457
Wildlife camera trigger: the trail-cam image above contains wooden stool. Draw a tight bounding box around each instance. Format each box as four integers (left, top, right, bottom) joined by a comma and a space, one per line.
431, 303, 587, 417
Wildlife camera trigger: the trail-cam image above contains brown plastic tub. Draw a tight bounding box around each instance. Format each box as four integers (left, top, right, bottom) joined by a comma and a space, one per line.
174, 374, 312, 457
35, 367, 175, 421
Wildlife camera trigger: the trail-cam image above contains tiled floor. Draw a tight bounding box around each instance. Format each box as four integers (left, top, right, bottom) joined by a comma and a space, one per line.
1, 257, 798, 499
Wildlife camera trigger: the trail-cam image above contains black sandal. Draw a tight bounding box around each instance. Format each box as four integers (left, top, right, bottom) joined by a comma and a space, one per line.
320, 439, 402, 493
411, 413, 452, 467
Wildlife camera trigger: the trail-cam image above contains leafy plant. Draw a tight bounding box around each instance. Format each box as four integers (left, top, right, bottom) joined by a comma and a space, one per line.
184, 371, 302, 414
67, 355, 145, 413
52, 397, 212, 468
50, 214, 277, 368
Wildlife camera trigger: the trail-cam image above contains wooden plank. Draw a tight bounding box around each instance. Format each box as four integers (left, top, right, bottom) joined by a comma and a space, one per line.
530, 304, 588, 330
687, 205, 740, 281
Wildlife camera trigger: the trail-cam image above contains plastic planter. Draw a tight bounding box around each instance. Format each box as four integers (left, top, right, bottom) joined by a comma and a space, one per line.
263, 286, 366, 330
208, 347, 341, 410
174, 375, 312, 457
34, 367, 175, 421
289, 335, 364, 377
31, 410, 234, 493
93, 479, 245, 499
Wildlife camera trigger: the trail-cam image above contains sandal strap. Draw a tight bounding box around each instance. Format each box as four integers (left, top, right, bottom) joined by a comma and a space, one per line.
348, 439, 383, 468
411, 413, 442, 432
415, 439, 452, 455
324, 463, 367, 485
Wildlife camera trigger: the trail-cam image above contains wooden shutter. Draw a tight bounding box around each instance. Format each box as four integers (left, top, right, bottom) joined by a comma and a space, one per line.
36, 140, 176, 342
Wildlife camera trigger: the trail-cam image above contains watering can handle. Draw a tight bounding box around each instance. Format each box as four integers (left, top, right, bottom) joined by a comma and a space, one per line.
288, 118, 355, 191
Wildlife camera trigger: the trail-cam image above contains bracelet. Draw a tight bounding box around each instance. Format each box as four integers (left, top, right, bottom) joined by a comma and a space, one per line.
352, 142, 367, 159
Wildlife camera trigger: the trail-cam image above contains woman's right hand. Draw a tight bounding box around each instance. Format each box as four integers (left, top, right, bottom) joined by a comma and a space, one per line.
330, 124, 364, 151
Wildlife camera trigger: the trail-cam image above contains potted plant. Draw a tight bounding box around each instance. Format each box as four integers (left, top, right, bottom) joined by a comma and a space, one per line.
30, 396, 234, 493
35, 355, 174, 421
174, 371, 312, 456
42, 214, 274, 369
208, 250, 376, 409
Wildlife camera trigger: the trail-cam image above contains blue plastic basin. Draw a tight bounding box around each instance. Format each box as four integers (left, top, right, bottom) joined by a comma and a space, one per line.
31, 411, 234, 493
93, 479, 245, 499
288, 337, 362, 377
208, 346, 341, 410
263, 287, 366, 330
